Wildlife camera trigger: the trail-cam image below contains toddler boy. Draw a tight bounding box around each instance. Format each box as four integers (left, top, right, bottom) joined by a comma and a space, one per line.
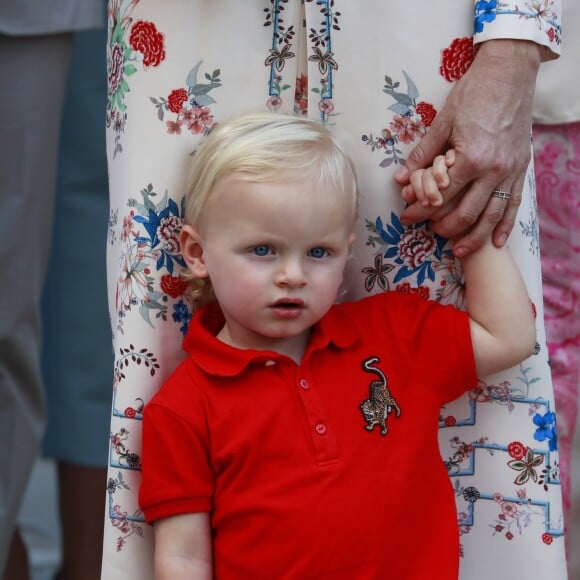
139, 112, 536, 579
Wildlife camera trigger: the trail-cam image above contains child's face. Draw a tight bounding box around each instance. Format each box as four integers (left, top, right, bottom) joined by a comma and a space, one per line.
182, 173, 355, 357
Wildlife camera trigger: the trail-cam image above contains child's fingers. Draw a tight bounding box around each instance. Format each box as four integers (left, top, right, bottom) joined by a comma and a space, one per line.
421, 168, 444, 207
409, 168, 431, 207
402, 184, 417, 205
433, 155, 451, 189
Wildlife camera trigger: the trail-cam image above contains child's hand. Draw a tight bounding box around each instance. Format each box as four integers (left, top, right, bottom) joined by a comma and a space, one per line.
402, 149, 455, 208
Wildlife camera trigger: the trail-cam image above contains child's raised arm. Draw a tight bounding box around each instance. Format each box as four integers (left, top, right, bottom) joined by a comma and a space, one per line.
154, 512, 212, 580
402, 150, 536, 376
463, 239, 536, 377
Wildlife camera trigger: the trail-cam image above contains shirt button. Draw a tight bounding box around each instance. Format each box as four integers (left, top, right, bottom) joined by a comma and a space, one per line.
299, 379, 309, 390
315, 423, 327, 435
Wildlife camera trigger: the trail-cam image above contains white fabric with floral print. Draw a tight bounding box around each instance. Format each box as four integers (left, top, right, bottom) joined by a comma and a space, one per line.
103, 1, 566, 578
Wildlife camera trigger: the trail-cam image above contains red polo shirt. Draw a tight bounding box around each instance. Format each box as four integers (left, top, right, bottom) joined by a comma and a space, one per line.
140, 291, 477, 579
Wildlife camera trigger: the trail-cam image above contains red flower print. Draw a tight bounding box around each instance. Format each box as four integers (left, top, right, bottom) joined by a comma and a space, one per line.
390, 114, 424, 144
507, 441, 526, 460
129, 21, 166, 68
548, 28, 555, 42
395, 282, 430, 301
124, 407, 136, 418
495, 525, 504, 532
505, 531, 513, 540
416, 102, 437, 127
295, 74, 308, 112
168, 88, 189, 113
444, 416, 457, 426
440, 37, 475, 82
542, 532, 553, 545
161, 275, 189, 298
295, 74, 307, 97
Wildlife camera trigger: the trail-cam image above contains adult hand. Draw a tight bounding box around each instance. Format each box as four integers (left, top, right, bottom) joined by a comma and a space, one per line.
395, 39, 541, 257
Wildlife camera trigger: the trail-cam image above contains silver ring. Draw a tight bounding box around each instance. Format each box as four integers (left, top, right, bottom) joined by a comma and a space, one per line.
491, 188, 511, 201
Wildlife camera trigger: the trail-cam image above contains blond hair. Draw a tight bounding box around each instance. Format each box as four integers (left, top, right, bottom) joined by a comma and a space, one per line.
183, 111, 359, 304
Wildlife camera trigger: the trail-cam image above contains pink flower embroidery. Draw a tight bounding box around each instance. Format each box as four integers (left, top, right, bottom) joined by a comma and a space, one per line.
156, 216, 182, 254
390, 115, 424, 144
318, 99, 335, 115
108, 42, 125, 94
166, 120, 183, 135
397, 228, 436, 268
267, 95, 283, 111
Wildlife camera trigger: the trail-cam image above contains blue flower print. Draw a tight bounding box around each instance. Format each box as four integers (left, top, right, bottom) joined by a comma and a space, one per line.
133, 197, 185, 274
474, 1, 498, 33
172, 299, 192, 336
532, 410, 558, 451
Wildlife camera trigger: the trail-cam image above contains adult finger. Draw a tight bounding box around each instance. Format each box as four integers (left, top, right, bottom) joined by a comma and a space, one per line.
410, 155, 492, 234
492, 173, 525, 247
449, 180, 518, 256
394, 111, 451, 185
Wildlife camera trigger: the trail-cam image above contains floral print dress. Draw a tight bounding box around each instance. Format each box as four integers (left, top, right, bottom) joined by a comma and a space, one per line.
104, 1, 566, 578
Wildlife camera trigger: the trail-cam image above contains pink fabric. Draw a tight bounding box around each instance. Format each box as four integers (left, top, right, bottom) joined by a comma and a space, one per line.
533, 121, 580, 519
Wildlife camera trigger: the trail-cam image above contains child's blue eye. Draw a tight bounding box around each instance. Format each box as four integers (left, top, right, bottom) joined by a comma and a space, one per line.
308, 247, 328, 259
252, 245, 271, 256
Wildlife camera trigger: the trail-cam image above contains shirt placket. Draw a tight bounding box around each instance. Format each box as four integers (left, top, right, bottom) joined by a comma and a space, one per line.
295, 368, 339, 465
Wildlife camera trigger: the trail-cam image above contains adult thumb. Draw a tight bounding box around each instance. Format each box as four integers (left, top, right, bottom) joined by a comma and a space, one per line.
395, 116, 451, 183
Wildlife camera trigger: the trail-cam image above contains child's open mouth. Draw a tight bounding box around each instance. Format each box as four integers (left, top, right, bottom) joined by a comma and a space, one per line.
270, 299, 305, 318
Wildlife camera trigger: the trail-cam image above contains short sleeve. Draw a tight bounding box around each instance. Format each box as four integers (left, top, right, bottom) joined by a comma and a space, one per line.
139, 371, 213, 523
473, 0, 562, 60
401, 296, 478, 403
343, 292, 478, 404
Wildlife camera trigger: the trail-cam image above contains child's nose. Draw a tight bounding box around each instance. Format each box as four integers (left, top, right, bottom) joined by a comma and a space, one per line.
275, 258, 306, 287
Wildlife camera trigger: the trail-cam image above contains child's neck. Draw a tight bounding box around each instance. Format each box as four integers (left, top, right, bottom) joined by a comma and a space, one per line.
216, 325, 310, 365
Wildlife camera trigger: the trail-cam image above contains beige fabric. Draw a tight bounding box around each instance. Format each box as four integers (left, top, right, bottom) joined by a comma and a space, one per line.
103, 1, 566, 579
533, 2, 580, 124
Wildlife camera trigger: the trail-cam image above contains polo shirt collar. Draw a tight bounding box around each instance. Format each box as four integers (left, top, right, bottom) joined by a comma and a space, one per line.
182, 302, 358, 377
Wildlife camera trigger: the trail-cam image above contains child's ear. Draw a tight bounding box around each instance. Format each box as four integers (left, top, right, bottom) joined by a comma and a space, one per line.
180, 224, 209, 278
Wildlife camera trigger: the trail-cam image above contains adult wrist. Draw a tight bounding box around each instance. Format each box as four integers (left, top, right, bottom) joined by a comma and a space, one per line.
476, 39, 541, 73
